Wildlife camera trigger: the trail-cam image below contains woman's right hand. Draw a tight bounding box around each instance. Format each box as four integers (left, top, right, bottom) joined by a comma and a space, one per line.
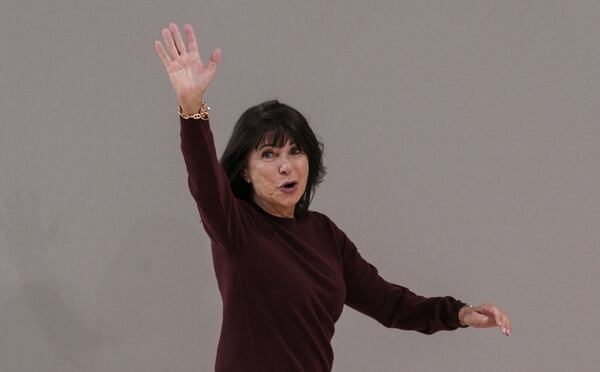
154, 23, 221, 115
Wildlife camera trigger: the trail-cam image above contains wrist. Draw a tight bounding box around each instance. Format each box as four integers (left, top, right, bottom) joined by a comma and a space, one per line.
178, 95, 205, 116
178, 101, 210, 120
178, 103, 203, 116
458, 303, 473, 327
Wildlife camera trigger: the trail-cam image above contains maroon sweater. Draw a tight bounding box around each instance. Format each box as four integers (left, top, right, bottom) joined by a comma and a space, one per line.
180, 117, 468, 372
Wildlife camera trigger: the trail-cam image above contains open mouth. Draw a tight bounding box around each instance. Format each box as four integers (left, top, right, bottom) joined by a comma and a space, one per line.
280, 181, 298, 189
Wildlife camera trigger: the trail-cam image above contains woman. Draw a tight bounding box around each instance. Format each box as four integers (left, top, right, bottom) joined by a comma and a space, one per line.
154, 22, 511, 372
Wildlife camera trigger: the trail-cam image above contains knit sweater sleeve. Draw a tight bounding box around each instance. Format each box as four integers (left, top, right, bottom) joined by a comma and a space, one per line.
328, 218, 467, 334
180, 117, 242, 250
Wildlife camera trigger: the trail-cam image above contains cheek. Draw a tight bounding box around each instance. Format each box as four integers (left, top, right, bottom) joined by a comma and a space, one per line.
253, 165, 279, 192
299, 158, 309, 179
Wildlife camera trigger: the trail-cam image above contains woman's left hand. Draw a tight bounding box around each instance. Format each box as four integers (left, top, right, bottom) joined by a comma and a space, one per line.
459, 303, 512, 336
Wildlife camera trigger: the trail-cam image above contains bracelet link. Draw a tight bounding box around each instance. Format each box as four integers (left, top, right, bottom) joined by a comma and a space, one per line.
178, 101, 210, 120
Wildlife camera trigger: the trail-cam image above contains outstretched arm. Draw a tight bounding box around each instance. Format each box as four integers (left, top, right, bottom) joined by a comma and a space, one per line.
154, 23, 241, 250
329, 216, 512, 335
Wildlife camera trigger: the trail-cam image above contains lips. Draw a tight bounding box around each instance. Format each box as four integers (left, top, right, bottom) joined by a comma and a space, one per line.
279, 181, 298, 194
279, 181, 298, 189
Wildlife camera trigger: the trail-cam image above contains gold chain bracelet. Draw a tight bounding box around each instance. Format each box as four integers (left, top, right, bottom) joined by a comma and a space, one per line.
178, 101, 210, 120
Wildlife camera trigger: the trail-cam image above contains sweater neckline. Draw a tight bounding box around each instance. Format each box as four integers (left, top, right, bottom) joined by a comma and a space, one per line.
248, 198, 297, 225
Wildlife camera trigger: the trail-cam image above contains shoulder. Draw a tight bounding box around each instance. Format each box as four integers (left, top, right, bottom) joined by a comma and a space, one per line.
305, 210, 342, 233
306, 209, 330, 223
306, 211, 354, 257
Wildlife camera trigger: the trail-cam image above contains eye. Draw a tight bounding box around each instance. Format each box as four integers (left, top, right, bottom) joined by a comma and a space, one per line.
291, 147, 303, 155
261, 150, 275, 159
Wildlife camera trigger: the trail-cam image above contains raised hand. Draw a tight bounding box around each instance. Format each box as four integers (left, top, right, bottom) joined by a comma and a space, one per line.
154, 23, 221, 115
459, 303, 512, 336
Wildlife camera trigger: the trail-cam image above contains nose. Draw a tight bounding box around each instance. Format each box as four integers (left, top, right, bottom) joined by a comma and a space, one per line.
278, 154, 292, 174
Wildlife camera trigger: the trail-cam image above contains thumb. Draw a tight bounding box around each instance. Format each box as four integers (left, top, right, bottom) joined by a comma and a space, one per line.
208, 48, 222, 71
473, 312, 490, 323
466, 310, 491, 327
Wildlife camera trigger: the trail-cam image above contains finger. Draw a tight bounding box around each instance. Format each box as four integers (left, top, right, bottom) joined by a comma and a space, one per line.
502, 322, 510, 336
169, 23, 187, 56
481, 303, 501, 327
154, 40, 172, 68
502, 311, 512, 336
184, 24, 200, 56
162, 27, 179, 60
492, 306, 510, 335
492, 306, 503, 327
494, 306, 510, 333
207, 48, 222, 72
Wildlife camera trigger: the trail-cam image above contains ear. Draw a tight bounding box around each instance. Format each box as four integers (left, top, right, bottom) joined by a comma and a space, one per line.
241, 170, 250, 183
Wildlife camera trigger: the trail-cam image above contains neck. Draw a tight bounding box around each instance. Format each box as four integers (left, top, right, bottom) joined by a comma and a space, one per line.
252, 195, 295, 219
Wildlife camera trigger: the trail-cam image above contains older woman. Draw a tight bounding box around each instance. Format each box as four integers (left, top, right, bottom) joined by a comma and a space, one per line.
154, 22, 511, 372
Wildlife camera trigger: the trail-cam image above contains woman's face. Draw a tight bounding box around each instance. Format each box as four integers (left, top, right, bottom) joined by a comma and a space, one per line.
243, 138, 309, 218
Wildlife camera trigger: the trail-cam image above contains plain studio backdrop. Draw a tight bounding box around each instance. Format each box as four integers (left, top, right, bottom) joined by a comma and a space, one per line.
1, 1, 599, 371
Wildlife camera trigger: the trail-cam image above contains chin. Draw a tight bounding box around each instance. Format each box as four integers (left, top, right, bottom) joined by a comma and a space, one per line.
283, 200, 299, 208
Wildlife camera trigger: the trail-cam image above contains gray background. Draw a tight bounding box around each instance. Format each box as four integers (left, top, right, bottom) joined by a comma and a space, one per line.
1, 0, 598, 371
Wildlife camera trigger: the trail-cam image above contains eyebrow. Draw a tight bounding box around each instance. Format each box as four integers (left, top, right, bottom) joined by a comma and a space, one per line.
258, 142, 296, 150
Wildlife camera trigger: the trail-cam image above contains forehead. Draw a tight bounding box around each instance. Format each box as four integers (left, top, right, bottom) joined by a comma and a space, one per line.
257, 139, 296, 148
253, 130, 298, 149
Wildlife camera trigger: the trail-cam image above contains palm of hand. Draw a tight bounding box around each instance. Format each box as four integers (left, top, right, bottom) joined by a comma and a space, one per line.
167, 53, 211, 101
155, 23, 221, 112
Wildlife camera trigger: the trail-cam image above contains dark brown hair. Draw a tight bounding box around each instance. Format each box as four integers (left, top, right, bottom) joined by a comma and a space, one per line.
220, 100, 326, 218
